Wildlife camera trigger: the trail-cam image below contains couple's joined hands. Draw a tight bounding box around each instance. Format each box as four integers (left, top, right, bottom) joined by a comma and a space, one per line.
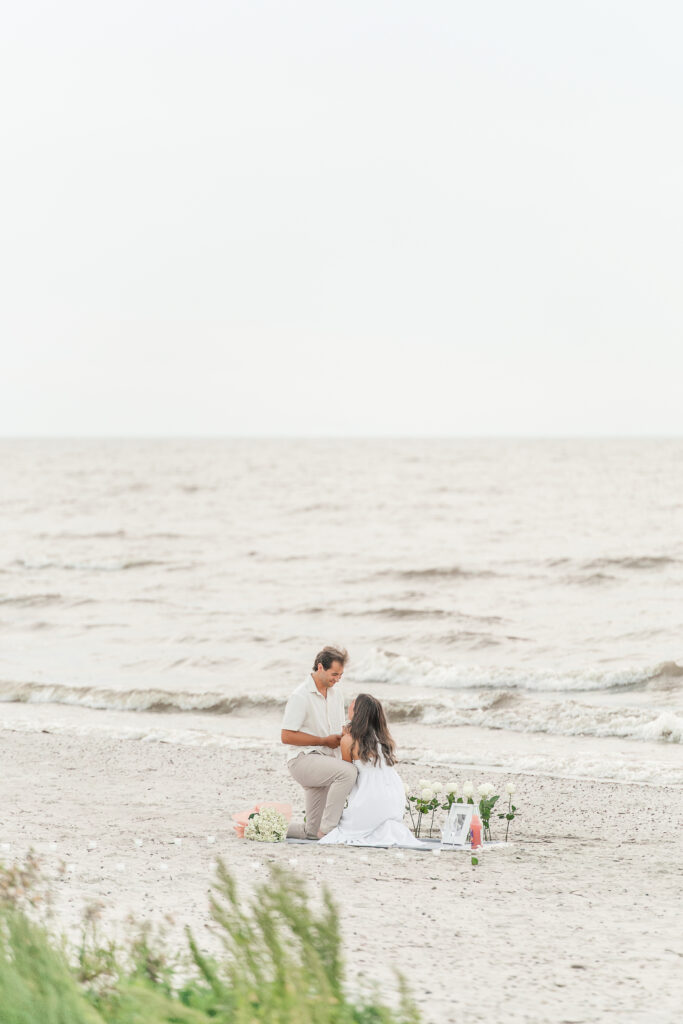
280, 729, 347, 750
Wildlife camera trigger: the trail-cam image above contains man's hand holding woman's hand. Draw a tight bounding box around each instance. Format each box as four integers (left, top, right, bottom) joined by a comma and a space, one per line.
323, 733, 342, 749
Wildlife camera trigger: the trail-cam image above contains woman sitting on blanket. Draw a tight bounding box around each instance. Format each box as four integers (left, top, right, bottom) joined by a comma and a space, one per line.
319, 693, 427, 848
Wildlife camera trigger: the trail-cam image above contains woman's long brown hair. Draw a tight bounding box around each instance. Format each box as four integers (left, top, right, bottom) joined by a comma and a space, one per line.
349, 693, 397, 766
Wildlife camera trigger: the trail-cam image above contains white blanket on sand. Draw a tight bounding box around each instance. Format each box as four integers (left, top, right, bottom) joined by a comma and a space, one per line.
286, 837, 506, 851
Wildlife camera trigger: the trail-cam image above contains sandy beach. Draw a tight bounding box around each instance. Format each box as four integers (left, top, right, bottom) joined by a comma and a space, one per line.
1, 719, 681, 1024
4, 0, 683, 1009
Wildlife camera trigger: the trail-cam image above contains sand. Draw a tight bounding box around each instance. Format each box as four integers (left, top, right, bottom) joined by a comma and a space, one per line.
1, 722, 682, 1024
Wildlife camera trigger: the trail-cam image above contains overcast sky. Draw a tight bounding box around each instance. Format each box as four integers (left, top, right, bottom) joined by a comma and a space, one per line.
2, 2, 682, 437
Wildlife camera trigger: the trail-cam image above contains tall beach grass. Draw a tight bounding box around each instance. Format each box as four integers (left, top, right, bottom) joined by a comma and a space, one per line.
0, 855, 419, 1024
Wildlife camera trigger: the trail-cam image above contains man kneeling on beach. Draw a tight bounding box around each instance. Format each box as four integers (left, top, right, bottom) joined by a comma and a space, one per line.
282, 646, 357, 840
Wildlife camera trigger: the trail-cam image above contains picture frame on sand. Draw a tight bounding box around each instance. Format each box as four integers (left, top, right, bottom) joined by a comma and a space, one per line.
441, 804, 474, 847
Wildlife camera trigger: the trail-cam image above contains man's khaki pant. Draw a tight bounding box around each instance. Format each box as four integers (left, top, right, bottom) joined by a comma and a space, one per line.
287, 752, 357, 839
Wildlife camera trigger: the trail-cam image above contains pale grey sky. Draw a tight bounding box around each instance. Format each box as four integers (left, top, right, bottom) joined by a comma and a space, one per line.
2, 1, 682, 436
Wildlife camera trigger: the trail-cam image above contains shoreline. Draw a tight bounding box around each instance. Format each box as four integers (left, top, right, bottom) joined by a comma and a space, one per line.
1, 698, 681, 787
1, 726, 681, 1023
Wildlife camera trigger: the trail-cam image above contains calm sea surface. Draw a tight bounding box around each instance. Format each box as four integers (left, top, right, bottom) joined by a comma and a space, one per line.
1, 439, 681, 779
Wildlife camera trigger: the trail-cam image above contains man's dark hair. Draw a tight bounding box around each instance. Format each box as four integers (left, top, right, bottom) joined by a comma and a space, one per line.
312, 645, 349, 671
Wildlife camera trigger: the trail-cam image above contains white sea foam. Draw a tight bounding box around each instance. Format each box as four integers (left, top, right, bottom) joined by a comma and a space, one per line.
0, 678, 681, 746
636, 711, 683, 744
1, 713, 679, 786
2, 697, 682, 771
354, 649, 680, 694
408, 746, 683, 787
416, 698, 683, 745
0, 714, 268, 750
0, 680, 279, 715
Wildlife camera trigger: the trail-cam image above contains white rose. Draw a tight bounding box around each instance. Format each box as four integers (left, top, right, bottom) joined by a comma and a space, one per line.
403, 781, 411, 795
432, 781, 444, 794
478, 782, 494, 798
462, 780, 474, 798
421, 788, 434, 801
446, 780, 458, 795
506, 782, 515, 795
418, 778, 430, 789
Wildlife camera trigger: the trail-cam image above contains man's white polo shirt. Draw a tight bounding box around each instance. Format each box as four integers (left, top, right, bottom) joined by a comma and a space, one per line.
281, 675, 346, 762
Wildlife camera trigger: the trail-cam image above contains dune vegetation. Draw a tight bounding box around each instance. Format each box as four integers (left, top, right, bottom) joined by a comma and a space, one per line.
0, 853, 419, 1024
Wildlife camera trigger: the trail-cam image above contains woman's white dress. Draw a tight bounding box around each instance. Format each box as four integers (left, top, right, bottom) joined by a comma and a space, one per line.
319, 752, 428, 848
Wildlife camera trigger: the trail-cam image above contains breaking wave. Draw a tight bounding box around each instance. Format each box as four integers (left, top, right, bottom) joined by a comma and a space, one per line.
353, 650, 683, 694
0, 681, 283, 715
563, 572, 618, 586
10, 559, 170, 572
0, 593, 64, 607
581, 555, 680, 571
356, 607, 452, 619
377, 565, 500, 580
416, 698, 683, 745
0, 679, 680, 745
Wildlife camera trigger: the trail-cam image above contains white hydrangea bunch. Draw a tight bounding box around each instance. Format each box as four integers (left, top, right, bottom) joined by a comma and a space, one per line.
244, 807, 288, 843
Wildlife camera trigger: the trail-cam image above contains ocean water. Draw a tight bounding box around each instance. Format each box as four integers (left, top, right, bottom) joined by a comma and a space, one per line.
1, 439, 682, 781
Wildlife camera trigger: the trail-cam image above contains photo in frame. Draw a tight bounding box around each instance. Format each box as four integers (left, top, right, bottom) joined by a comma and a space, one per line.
441, 804, 474, 847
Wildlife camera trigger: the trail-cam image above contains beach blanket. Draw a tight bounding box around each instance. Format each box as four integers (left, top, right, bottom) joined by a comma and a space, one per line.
285, 837, 507, 851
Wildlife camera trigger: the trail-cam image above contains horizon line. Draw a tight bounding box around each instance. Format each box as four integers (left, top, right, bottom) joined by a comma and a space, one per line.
1, 433, 682, 442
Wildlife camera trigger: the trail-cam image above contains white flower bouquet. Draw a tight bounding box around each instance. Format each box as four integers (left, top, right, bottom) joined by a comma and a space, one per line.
244, 807, 288, 843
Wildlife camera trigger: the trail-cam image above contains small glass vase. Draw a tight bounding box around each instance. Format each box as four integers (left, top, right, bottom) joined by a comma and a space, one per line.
411, 810, 440, 840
